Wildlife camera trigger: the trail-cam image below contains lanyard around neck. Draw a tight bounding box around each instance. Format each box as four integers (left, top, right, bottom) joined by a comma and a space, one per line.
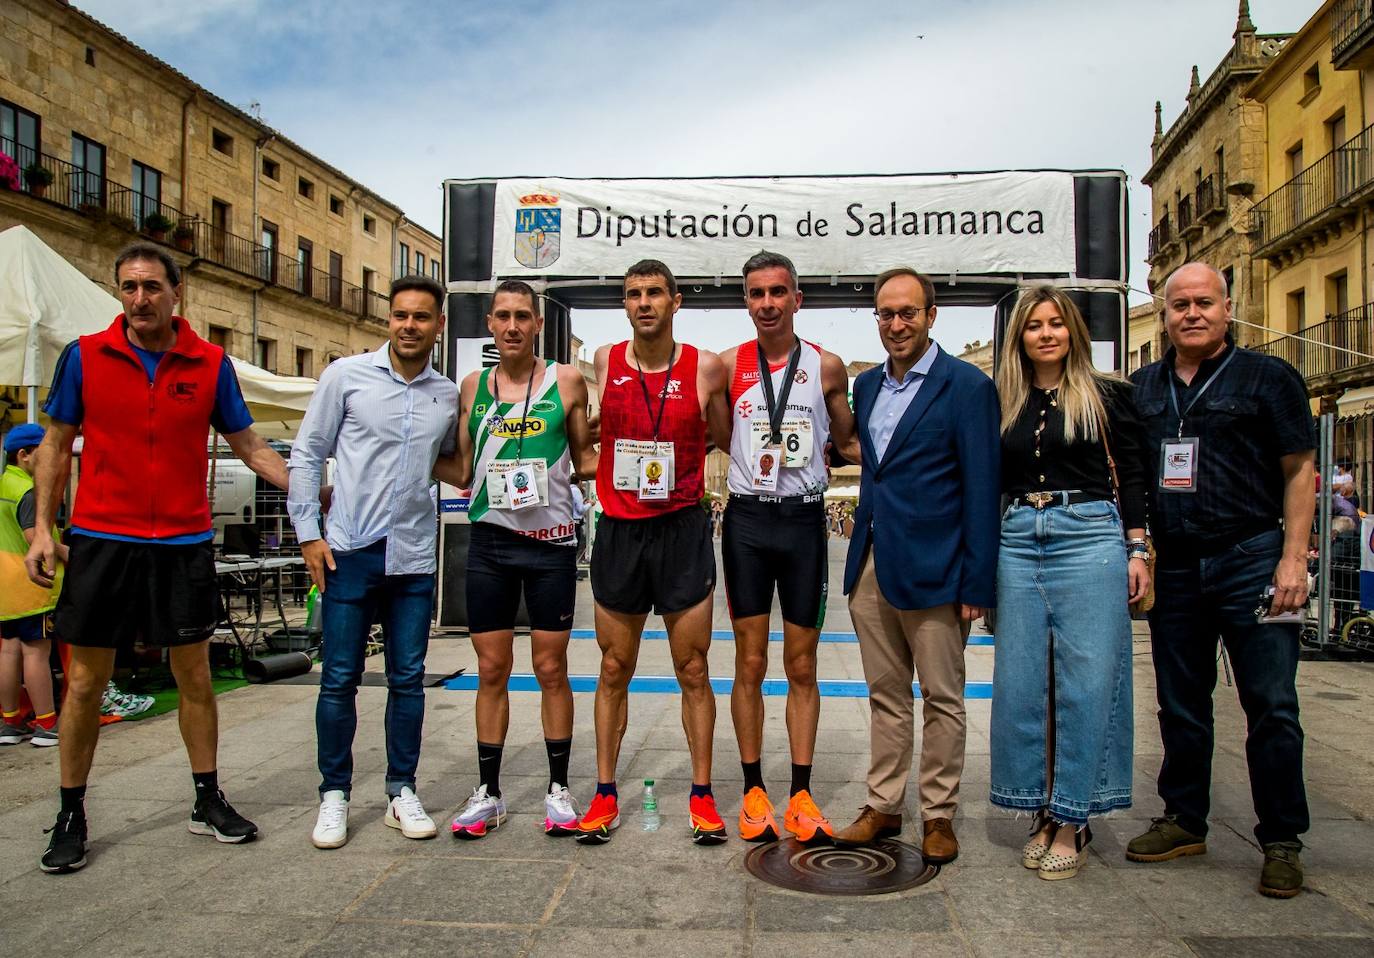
1168, 348, 1236, 439
633, 342, 677, 442
757, 338, 802, 445
492, 359, 538, 459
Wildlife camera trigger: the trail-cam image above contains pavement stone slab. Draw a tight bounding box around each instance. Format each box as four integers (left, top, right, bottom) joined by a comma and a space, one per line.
753, 931, 968, 958
550, 859, 750, 930
750, 881, 950, 933
527, 927, 747, 957
85, 910, 336, 958
1182, 935, 1374, 958
303, 920, 530, 958
348, 858, 570, 925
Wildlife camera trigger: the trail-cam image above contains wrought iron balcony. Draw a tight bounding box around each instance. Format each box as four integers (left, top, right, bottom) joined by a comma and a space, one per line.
1251, 122, 1374, 258
1195, 173, 1225, 223
1147, 214, 1173, 263
1332, 0, 1374, 70
0, 144, 390, 326
1254, 306, 1374, 384
1177, 194, 1199, 239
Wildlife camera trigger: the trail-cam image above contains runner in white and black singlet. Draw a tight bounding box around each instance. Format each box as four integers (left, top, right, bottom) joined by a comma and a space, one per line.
719, 251, 859, 845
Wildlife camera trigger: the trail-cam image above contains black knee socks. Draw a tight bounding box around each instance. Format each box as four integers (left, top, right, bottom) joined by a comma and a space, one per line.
477, 742, 503, 798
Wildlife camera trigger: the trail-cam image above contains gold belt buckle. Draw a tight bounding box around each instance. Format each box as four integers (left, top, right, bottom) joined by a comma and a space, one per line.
1026, 491, 1055, 510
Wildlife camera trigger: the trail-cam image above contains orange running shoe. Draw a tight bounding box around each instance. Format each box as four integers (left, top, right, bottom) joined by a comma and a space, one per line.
738, 786, 780, 843
784, 789, 834, 845
575, 792, 620, 845
689, 792, 728, 845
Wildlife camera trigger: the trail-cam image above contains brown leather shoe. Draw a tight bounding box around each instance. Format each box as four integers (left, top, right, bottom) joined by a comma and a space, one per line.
922, 818, 959, 863
832, 806, 902, 847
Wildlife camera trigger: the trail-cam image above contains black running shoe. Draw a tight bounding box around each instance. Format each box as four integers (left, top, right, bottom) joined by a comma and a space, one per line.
189, 789, 258, 843
41, 810, 88, 874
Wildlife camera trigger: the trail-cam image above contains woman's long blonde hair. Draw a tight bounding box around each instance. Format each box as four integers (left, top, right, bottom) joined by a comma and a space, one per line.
996, 285, 1117, 442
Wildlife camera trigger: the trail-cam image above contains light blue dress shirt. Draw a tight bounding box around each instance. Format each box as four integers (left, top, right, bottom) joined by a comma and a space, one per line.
870, 342, 940, 462
288, 344, 458, 575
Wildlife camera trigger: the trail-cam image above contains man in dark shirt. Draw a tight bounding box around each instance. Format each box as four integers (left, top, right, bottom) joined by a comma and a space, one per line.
1127, 262, 1315, 899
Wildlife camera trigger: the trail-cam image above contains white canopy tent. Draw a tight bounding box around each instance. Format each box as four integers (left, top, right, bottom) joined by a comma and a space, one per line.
0, 225, 315, 433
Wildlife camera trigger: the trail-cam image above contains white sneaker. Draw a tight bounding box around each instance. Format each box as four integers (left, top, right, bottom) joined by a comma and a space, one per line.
312, 790, 349, 849
450, 784, 507, 839
544, 782, 580, 836
385, 786, 437, 840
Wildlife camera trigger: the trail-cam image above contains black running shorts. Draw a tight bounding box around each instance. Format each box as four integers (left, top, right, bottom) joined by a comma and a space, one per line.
53, 535, 218, 648
591, 506, 715, 615
722, 493, 828, 627
465, 522, 577, 633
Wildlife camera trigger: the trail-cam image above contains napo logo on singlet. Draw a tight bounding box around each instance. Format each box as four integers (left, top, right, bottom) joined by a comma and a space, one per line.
514, 192, 560, 268
488, 416, 547, 439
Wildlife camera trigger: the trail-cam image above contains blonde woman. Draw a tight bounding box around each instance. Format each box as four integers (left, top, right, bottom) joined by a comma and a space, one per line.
990, 285, 1150, 879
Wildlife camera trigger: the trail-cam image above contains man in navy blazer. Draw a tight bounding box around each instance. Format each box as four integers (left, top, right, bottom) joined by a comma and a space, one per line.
832, 268, 1000, 864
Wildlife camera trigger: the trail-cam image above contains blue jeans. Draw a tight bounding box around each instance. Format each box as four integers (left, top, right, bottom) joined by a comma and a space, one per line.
316, 539, 434, 798
990, 500, 1134, 825
1147, 528, 1308, 844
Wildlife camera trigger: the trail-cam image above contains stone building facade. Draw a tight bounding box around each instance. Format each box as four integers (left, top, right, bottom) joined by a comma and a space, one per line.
1248, 0, 1374, 401
0, 0, 440, 418
1142, 2, 1290, 349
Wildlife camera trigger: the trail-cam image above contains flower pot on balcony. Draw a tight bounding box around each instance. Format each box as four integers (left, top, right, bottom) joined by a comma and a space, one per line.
22, 162, 53, 198
29, 182, 47, 199
173, 228, 194, 252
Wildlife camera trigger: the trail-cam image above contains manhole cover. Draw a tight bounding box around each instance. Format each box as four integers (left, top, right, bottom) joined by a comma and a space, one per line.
744, 838, 938, 896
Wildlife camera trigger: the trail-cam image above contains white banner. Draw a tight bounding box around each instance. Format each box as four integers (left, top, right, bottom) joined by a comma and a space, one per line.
484, 173, 1077, 279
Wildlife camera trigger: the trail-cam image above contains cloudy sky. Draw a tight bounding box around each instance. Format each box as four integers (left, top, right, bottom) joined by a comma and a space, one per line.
74, 0, 1310, 362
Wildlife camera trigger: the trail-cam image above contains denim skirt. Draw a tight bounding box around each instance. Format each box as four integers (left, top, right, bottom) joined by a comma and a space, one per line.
989, 499, 1134, 824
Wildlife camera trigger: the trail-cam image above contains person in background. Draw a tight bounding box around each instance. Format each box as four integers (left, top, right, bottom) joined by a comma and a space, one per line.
1, 424, 62, 747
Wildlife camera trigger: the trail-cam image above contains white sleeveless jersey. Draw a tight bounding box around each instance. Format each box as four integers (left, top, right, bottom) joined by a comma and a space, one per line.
727, 339, 830, 497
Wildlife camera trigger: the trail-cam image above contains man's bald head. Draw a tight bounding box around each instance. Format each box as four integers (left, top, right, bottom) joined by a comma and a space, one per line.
1164, 262, 1229, 303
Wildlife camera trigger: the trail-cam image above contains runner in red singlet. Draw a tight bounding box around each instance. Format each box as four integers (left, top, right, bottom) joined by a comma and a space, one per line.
575, 259, 732, 846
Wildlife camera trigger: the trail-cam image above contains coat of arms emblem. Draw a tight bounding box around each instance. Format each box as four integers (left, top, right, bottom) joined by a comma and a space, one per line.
514, 192, 560, 268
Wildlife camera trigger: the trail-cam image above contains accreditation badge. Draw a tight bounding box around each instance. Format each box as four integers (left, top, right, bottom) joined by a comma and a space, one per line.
486, 459, 549, 509
751, 446, 779, 492
638, 455, 670, 500
1159, 437, 1199, 493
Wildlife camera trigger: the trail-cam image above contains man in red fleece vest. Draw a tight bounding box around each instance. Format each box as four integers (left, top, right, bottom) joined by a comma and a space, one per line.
24, 243, 290, 874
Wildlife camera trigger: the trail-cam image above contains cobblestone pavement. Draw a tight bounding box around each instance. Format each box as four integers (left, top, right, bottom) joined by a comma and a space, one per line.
2, 539, 1371, 956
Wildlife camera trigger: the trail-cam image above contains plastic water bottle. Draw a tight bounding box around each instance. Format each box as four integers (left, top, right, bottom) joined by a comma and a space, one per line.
641, 779, 660, 831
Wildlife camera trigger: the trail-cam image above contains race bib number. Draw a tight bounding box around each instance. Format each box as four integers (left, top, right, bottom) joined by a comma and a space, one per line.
1160, 438, 1199, 493
613, 439, 676, 492
485, 459, 549, 509
749, 417, 812, 468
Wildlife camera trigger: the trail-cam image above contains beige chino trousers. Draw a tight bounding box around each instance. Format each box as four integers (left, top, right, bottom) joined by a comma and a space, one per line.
848, 550, 968, 820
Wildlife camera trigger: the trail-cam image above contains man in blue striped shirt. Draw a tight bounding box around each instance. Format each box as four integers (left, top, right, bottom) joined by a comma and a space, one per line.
288, 275, 458, 850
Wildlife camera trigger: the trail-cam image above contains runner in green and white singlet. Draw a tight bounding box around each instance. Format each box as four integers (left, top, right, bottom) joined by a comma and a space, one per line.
467, 360, 575, 543
432, 280, 596, 843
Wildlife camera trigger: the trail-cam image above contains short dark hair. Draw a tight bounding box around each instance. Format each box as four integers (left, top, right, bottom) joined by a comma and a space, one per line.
624, 259, 677, 299
742, 250, 798, 291
874, 267, 936, 309
5, 447, 34, 466
114, 242, 180, 287
389, 274, 445, 313
487, 279, 540, 317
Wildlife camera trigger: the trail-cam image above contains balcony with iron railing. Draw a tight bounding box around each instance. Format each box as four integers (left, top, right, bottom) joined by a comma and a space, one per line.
1254, 305, 1374, 387
1177, 194, 1199, 239
1195, 173, 1225, 223
2, 145, 389, 326
1147, 214, 1173, 263
1251, 123, 1374, 259
1332, 0, 1374, 70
